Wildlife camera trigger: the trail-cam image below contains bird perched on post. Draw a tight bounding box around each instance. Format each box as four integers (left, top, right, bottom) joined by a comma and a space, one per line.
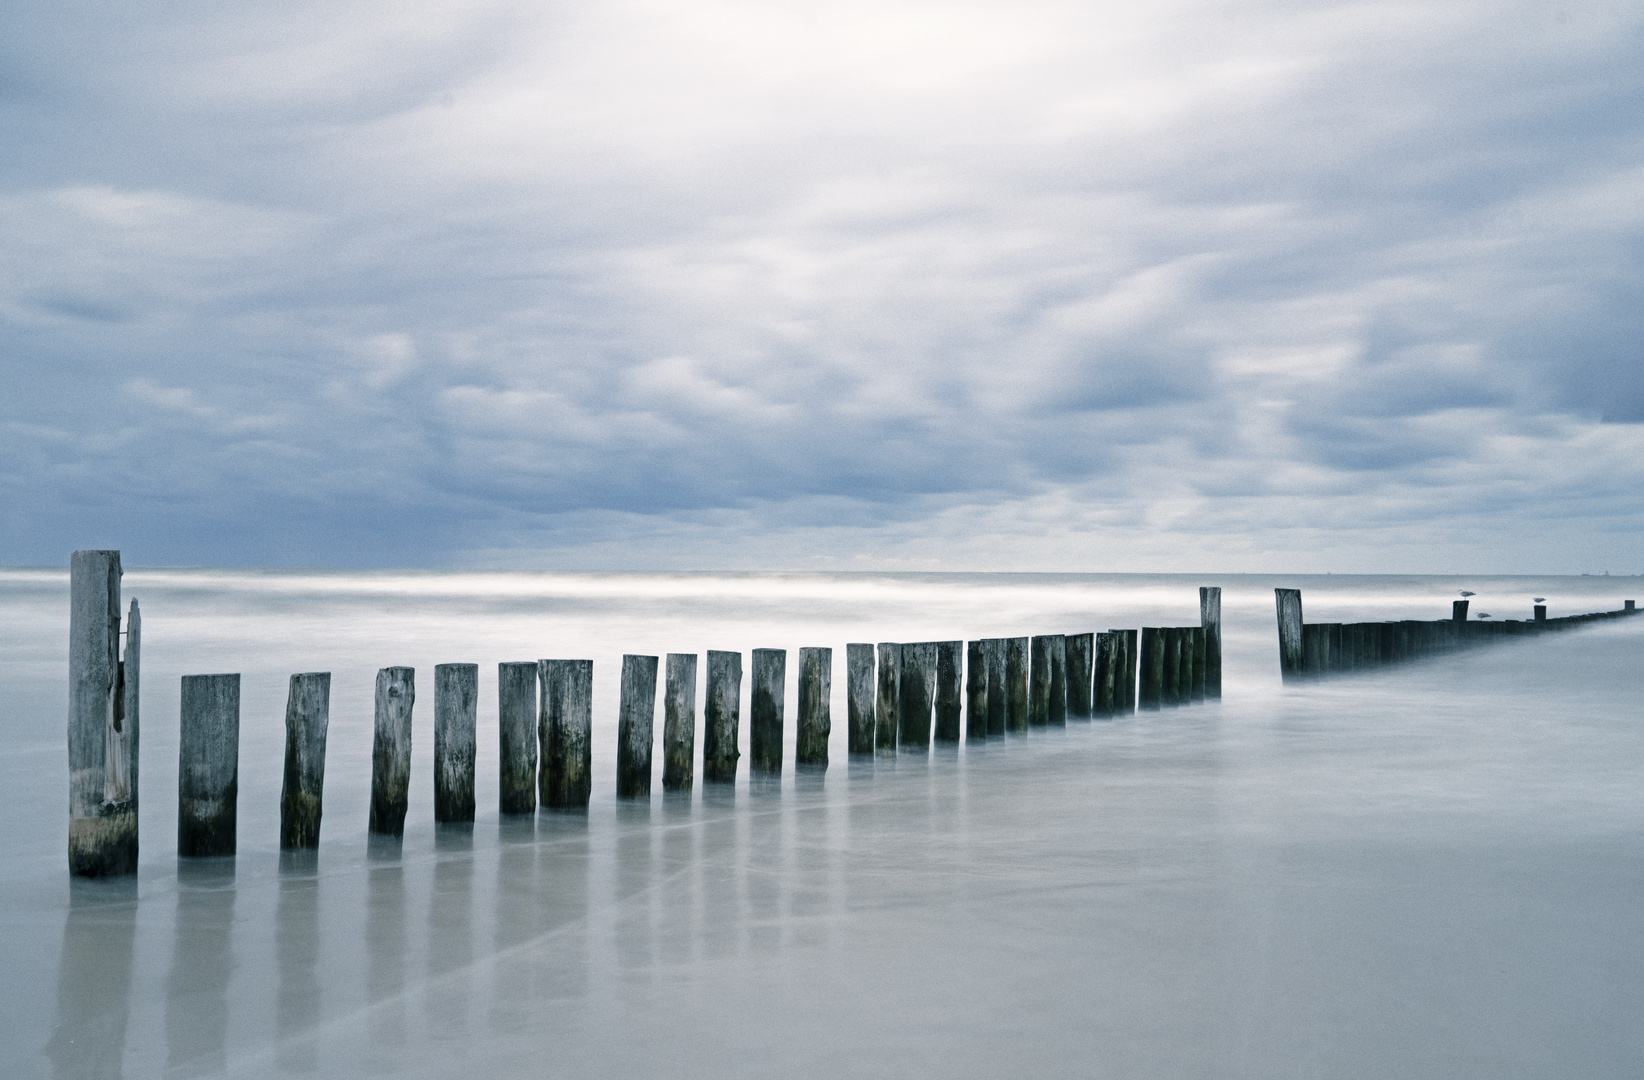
1533, 597, 1545, 604
1459, 591, 1475, 598
1476, 613, 1491, 620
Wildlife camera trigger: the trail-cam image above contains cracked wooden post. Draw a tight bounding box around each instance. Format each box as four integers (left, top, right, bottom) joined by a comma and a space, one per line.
1066, 633, 1093, 720
703, 650, 742, 782
68, 550, 139, 876
1005, 637, 1029, 733
1199, 587, 1221, 699
985, 639, 1007, 737
435, 664, 478, 822
280, 673, 331, 850
539, 659, 593, 809
846, 644, 875, 755
1275, 589, 1304, 683
872, 643, 899, 755
934, 641, 962, 743
178, 673, 239, 857
498, 662, 538, 814
899, 642, 934, 750
1138, 628, 1162, 711
750, 648, 786, 776
797, 647, 831, 767
617, 654, 658, 799
369, 666, 415, 837
663, 653, 697, 791
965, 641, 987, 740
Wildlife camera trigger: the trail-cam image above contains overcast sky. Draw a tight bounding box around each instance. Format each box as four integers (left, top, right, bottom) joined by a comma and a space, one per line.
3, 0, 1641, 571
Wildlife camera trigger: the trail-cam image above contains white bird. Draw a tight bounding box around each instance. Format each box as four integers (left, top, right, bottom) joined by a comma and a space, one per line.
1459, 591, 1475, 597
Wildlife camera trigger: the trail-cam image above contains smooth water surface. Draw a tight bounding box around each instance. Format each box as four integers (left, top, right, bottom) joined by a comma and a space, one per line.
2, 570, 1641, 1078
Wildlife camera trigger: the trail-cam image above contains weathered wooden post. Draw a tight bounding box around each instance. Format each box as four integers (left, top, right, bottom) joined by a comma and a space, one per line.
1123, 629, 1139, 712
1188, 626, 1206, 702
899, 642, 934, 749
1065, 633, 1093, 720
539, 659, 593, 809
1005, 637, 1029, 732
1453, 599, 1469, 622
280, 673, 331, 850
617, 654, 658, 798
1028, 636, 1051, 727
663, 653, 697, 790
1275, 589, 1304, 683
1139, 628, 1162, 711
1301, 624, 1326, 678
1047, 634, 1068, 726
750, 648, 786, 775
178, 674, 239, 857
985, 639, 1007, 736
875, 643, 901, 754
797, 647, 831, 766
1627, 600, 1636, 612
68, 550, 139, 876
1199, 587, 1221, 699
498, 662, 538, 814
1161, 627, 1182, 706
845, 644, 875, 755
934, 641, 962, 743
1533, 605, 1546, 622
965, 641, 987, 739
1092, 632, 1114, 718
368, 666, 415, 837
704, 650, 742, 781
434, 664, 478, 822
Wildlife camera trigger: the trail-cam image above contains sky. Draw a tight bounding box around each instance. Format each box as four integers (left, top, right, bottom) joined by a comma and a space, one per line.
2, 0, 1641, 572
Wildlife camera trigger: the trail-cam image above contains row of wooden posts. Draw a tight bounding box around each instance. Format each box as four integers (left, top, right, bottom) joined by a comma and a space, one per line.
1273, 589, 1639, 682
64, 551, 1227, 875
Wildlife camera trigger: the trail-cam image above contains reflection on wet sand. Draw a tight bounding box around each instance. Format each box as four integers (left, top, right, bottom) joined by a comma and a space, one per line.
46, 879, 137, 1080
425, 825, 475, 1042
365, 847, 406, 1054
166, 860, 236, 1077
276, 852, 320, 1073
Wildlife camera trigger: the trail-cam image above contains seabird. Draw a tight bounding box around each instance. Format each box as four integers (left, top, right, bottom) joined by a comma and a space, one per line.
1459, 591, 1475, 597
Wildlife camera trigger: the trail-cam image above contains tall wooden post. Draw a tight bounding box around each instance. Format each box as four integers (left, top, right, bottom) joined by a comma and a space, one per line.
663, 653, 697, 791
875, 643, 901, 754
1047, 634, 1067, 725
797, 647, 831, 766
617, 654, 658, 799
1028, 636, 1051, 727
434, 664, 478, 821
1275, 589, 1304, 683
369, 666, 415, 837
1005, 637, 1029, 732
280, 673, 331, 849
704, 650, 742, 782
898, 642, 934, 749
1139, 628, 1162, 711
540, 659, 593, 809
844, 644, 875, 755
750, 649, 786, 776
934, 641, 962, 743
965, 641, 988, 740
178, 673, 239, 857
68, 550, 138, 876
985, 639, 1007, 736
1065, 633, 1093, 720
1092, 633, 1113, 718
498, 662, 538, 814
1199, 587, 1222, 699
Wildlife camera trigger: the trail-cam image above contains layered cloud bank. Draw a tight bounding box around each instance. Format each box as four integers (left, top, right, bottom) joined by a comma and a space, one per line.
3, 0, 1641, 570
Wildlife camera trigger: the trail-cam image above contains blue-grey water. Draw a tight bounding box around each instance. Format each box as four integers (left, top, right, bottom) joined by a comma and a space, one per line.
2, 570, 1641, 1078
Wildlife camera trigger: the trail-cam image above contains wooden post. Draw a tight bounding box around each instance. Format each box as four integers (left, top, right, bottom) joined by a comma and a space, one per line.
178, 674, 239, 857
875, 643, 901, 753
1092, 632, 1114, 718
1453, 599, 1469, 622
965, 641, 987, 740
1047, 634, 1067, 726
1005, 637, 1029, 732
1188, 626, 1206, 702
663, 653, 697, 791
750, 648, 786, 775
498, 662, 538, 814
1065, 633, 1093, 720
369, 666, 415, 837
898, 642, 934, 749
279, 672, 331, 849
539, 659, 593, 809
1199, 587, 1222, 699
1627, 600, 1636, 612
1139, 628, 1162, 711
1325, 624, 1344, 671
704, 650, 742, 782
617, 654, 658, 799
797, 647, 831, 766
1161, 628, 1181, 706
1275, 589, 1304, 682
435, 664, 478, 821
68, 550, 138, 876
1028, 636, 1051, 727
1301, 624, 1326, 678
846, 644, 875, 755
1123, 629, 1139, 712
1533, 605, 1547, 622
985, 639, 1007, 736
934, 641, 962, 743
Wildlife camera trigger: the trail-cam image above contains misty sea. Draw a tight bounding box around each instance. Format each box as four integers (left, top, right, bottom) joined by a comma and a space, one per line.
2, 569, 1642, 1078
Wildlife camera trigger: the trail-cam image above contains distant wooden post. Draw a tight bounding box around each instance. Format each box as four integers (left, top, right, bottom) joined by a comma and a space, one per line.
1453, 600, 1469, 622
750, 649, 786, 775
1627, 600, 1636, 612
178, 674, 239, 857
704, 650, 742, 782
68, 551, 140, 876
1065, 633, 1093, 720
985, 639, 1007, 736
1139, 628, 1162, 711
663, 653, 697, 791
875, 643, 901, 754
1199, 587, 1222, 699
617, 654, 658, 798
1533, 605, 1547, 622
1161, 628, 1182, 706
539, 659, 593, 809
1028, 636, 1051, 727
497, 662, 538, 814
934, 641, 962, 743
1275, 589, 1304, 682
1005, 637, 1029, 732
899, 642, 934, 749
845, 644, 874, 755
369, 666, 415, 837
965, 641, 987, 739
280, 673, 331, 849
797, 647, 831, 766
1188, 627, 1206, 702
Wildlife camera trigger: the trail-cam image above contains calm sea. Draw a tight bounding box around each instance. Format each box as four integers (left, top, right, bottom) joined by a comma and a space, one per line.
2, 569, 1641, 1078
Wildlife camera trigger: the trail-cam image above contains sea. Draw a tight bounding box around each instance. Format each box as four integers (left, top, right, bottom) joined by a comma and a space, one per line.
1, 568, 1641, 1078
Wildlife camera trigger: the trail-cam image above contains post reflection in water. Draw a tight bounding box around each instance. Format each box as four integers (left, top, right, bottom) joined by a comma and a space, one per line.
275, 851, 321, 1074
614, 802, 656, 993
659, 792, 699, 970
165, 860, 236, 1077
699, 785, 742, 962
425, 825, 475, 1043
365, 846, 407, 1055
46, 879, 137, 1080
